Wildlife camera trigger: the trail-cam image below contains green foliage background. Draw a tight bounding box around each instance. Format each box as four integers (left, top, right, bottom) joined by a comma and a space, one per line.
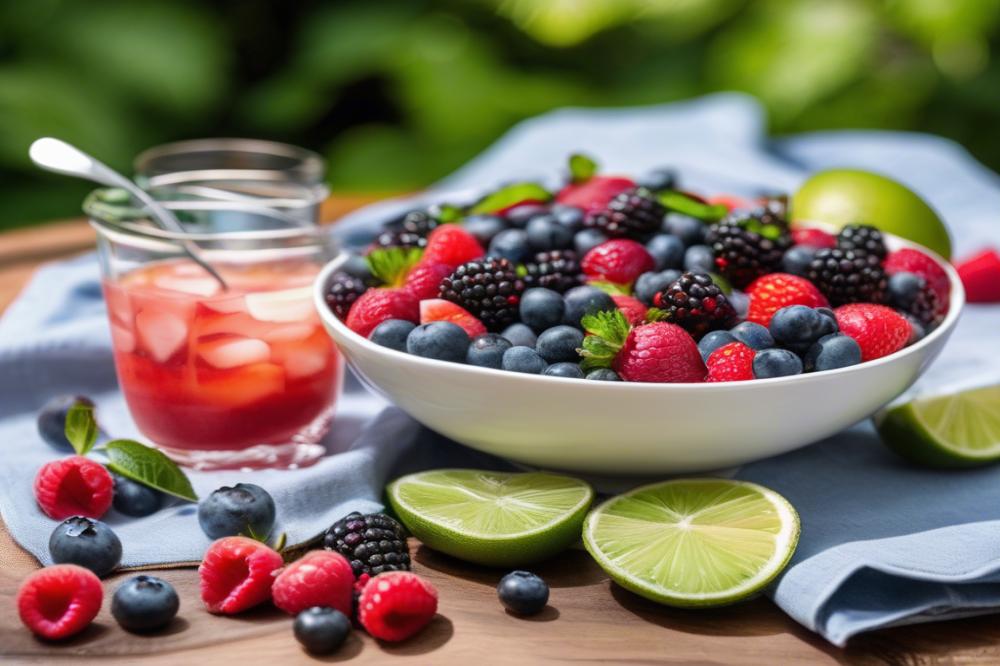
1, 0, 998, 229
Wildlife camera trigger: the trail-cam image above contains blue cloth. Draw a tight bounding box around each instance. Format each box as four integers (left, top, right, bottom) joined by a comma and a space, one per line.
2, 93, 1000, 645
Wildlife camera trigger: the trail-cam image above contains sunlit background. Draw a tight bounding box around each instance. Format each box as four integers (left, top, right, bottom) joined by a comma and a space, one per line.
1, 0, 998, 229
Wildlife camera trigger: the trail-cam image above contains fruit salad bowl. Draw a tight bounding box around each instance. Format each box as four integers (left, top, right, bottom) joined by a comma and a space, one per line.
314, 231, 963, 475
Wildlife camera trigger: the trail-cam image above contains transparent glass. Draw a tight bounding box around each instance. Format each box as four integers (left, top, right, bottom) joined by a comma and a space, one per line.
88, 190, 341, 470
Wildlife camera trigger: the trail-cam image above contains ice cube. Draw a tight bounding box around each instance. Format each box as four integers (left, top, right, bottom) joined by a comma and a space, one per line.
197, 362, 286, 407
110, 323, 136, 353
262, 323, 314, 343
135, 310, 189, 363
103, 283, 133, 325
201, 295, 247, 314
245, 287, 313, 323
282, 347, 329, 379
199, 337, 271, 369
154, 274, 221, 298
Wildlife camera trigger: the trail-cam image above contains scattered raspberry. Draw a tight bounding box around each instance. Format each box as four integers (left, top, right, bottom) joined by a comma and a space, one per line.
422, 225, 485, 269
272, 550, 354, 617
403, 261, 453, 301
745, 273, 829, 326
358, 571, 438, 642
556, 176, 636, 213
791, 227, 836, 249
199, 536, 284, 614
34, 456, 113, 520
611, 294, 647, 326
345, 288, 419, 338
581, 239, 655, 286
954, 249, 1000, 304
705, 342, 756, 382
834, 303, 912, 362
419, 298, 488, 338
884, 248, 950, 315
17, 564, 103, 640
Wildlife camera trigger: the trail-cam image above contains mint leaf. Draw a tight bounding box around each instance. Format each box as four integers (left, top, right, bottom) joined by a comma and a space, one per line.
65, 402, 99, 456
469, 182, 552, 214
568, 153, 598, 184
659, 191, 728, 222
105, 439, 198, 501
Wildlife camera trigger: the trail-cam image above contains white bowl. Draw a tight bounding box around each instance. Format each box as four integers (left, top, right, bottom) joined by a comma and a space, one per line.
314, 233, 963, 474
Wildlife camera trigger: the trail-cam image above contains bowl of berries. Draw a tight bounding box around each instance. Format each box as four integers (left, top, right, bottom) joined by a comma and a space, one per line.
314, 156, 963, 474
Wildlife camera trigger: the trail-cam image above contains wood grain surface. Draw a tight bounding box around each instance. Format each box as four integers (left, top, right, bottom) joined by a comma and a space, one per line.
2, 196, 1000, 665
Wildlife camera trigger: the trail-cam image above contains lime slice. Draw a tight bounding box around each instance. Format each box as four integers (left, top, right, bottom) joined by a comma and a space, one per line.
387, 469, 594, 567
877, 385, 1000, 467
583, 479, 799, 607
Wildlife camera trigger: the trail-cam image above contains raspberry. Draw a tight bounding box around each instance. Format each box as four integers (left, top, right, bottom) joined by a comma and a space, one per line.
17, 565, 103, 640
422, 225, 485, 268
358, 571, 438, 642
345, 288, 419, 338
581, 239, 655, 286
272, 550, 354, 617
611, 294, 647, 326
885, 248, 951, 314
834, 303, 912, 362
403, 261, 453, 301
705, 342, 756, 383
745, 273, 829, 327
34, 456, 113, 520
199, 536, 284, 614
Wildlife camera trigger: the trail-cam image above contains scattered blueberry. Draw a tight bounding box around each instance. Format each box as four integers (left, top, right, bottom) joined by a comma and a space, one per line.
769, 305, 838, 354
697, 330, 737, 362
684, 244, 716, 273
563, 285, 616, 328
49, 516, 122, 577
585, 368, 621, 381
489, 228, 531, 263
369, 319, 417, 352
406, 322, 470, 363
198, 483, 277, 540
634, 270, 681, 306
544, 362, 585, 379
729, 321, 774, 351
663, 214, 706, 247
645, 234, 685, 271
636, 167, 678, 192
462, 214, 508, 245
340, 253, 376, 285
497, 571, 549, 616
550, 204, 584, 233
501, 346, 548, 374
501, 323, 538, 348
294, 607, 352, 655
37, 395, 95, 452
504, 204, 548, 228
466, 333, 513, 369
111, 575, 180, 632
752, 348, 804, 378
804, 333, 862, 372
782, 245, 816, 277
573, 228, 608, 256
112, 473, 163, 518
526, 215, 574, 252
520, 288, 566, 332
536, 325, 585, 363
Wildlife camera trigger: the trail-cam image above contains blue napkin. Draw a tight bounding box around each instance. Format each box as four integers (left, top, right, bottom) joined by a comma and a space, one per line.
2, 93, 999, 645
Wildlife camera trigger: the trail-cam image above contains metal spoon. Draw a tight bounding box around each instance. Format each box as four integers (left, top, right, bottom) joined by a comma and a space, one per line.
29, 137, 228, 290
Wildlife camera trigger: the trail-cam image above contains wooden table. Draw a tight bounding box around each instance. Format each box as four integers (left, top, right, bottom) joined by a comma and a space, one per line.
2, 198, 999, 665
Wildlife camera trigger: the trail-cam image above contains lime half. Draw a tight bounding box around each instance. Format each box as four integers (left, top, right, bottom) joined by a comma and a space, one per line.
583, 479, 799, 607
878, 385, 1000, 467
387, 469, 594, 567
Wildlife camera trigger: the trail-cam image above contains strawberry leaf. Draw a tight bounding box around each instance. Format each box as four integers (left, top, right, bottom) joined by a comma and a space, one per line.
578, 309, 631, 371
366, 247, 423, 287
64, 402, 99, 456
568, 153, 598, 184
104, 439, 197, 501
645, 307, 668, 323
469, 182, 552, 214
659, 191, 728, 222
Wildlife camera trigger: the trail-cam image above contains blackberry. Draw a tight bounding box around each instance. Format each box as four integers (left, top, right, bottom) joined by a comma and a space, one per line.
887, 272, 940, 327
324, 272, 368, 318
651, 272, 737, 339
806, 248, 888, 306
836, 224, 887, 260
323, 512, 410, 578
401, 210, 439, 237
522, 250, 583, 293
584, 187, 665, 239
439, 258, 524, 331
372, 229, 427, 251
705, 207, 791, 288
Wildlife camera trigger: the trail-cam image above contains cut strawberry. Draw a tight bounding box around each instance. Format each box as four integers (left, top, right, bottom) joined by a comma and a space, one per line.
556, 176, 635, 213
420, 299, 487, 338
955, 249, 1000, 303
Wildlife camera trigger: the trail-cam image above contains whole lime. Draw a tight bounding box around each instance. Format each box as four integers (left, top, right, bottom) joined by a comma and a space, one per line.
792, 169, 951, 259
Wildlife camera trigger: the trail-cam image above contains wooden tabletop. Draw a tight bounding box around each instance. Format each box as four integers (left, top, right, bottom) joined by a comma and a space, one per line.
2, 197, 999, 665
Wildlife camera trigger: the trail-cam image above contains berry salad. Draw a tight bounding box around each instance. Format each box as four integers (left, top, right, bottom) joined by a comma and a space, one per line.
325, 155, 951, 383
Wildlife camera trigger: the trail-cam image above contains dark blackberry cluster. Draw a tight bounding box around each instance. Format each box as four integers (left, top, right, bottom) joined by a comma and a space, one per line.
373, 229, 427, 251
323, 512, 410, 578
584, 187, 665, 238
705, 207, 791, 288
439, 258, 525, 331
522, 250, 583, 293
807, 248, 888, 306
888, 275, 940, 327
401, 210, 439, 237
836, 224, 887, 260
652, 272, 736, 339
324, 272, 368, 318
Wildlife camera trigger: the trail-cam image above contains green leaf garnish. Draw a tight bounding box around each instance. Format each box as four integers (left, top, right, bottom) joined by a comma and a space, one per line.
469, 182, 552, 214
645, 307, 668, 323
104, 439, 198, 502
659, 191, 728, 222
587, 280, 632, 296
709, 272, 733, 295
366, 247, 424, 288
434, 203, 463, 223
578, 309, 631, 371
568, 153, 598, 184
65, 402, 99, 456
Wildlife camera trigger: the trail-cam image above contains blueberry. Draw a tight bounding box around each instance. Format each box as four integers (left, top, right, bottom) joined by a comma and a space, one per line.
728, 290, 750, 319
111, 575, 179, 632
369, 319, 416, 352
526, 215, 574, 252
769, 305, 837, 354
887, 272, 925, 309
37, 395, 95, 452
489, 229, 531, 263
563, 286, 616, 328
636, 167, 678, 192
645, 234, 685, 271
698, 330, 737, 362
663, 214, 706, 247
585, 368, 621, 381
550, 204, 584, 232
504, 204, 548, 228
804, 333, 862, 372
782, 245, 816, 277
520, 288, 566, 332
544, 362, 584, 379
462, 214, 507, 245
112, 473, 163, 518
198, 483, 276, 540
574, 228, 608, 256
501, 323, 538, 348
294, 607, 351, 655
535, 325, 584, 363
49, 516, 122, 577
902, 313, 926, 344
497, 571, 549, 616
466, 333, 512, 369
684, 245, 716, 273
501, 346, 548, 374
406, 321, 470, 363
634, 270, 681, 306
729, 321, 774, 351
752, 348, 804, 378
340, 253, 376, 285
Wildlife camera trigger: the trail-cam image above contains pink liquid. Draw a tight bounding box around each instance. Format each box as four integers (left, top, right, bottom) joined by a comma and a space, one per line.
104, 260, 339, 452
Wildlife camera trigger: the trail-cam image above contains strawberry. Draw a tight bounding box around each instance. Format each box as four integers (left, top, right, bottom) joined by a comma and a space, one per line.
17, 565, 103, 640
705, 342, 756, 382
834, 303, 912, 361
745, 273, 829, 326
199, 536, 284, 614
345, 289, 419, 338
611, 294, 647, 326
556, 176, 635, 213
358, 571, 438, 642
580, 310, 705, 383
884, 248, 950, 314
791, 227, 836, 249
271, 550, 354, 616
422, 225, 485, 268
420, 299, 487, 338
954, 249, 1000, 303
34, 456, 113, 520
581, 240, 655, 287
404, 261, 452, 300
